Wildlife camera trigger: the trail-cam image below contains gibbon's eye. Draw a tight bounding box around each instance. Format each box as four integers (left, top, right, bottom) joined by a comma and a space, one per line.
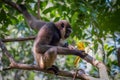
61, 23, 64, 28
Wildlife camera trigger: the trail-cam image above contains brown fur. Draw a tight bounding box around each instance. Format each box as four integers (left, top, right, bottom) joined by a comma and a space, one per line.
19, 5, 72, 71
33, 21, 72, 69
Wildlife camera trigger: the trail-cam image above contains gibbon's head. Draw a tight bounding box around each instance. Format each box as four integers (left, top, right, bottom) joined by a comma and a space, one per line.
55, 20, 72, 39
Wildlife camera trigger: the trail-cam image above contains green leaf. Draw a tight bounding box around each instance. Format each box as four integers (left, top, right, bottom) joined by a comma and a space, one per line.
107, 49, 114, 57
42, 7, 56, 14
107, 47, 115, 57
71, 12, 78, 26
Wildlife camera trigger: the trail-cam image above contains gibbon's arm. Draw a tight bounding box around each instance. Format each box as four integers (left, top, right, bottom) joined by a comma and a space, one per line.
2, 0, 47, 30
19, 5, 47, 30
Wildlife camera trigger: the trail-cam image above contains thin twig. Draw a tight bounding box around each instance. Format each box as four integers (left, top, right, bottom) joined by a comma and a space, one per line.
0, 39, 15, 63
1, 36, 36, 42
37, 0, 40, 19
101, 43, 106, 64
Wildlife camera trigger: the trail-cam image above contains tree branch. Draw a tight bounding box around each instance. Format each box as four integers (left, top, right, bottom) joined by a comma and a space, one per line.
0, 39, 15, 63
0, 39, 93, 80
37, 0, 41, 19
0, 39, 109, 80
1, 36, 36, 42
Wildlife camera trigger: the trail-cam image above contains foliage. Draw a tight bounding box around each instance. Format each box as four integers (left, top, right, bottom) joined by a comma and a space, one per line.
0, 0, 120, 80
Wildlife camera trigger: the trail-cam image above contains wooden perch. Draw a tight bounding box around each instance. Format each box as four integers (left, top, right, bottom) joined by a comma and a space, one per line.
0, 39, 109, 80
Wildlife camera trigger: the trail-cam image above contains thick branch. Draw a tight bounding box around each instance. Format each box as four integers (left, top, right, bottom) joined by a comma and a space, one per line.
2, 36, 36, 42
96, 62, 109, 80
8, 63, 90, 80
3, 62, 107, 80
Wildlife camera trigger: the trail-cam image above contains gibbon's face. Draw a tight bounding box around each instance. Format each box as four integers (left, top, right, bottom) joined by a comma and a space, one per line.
58, 20, 72, 39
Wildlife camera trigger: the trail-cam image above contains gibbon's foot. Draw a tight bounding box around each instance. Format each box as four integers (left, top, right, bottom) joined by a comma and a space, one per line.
47, 65, 59, 75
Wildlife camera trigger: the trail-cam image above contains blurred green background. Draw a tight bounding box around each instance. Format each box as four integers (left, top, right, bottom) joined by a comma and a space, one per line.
0, 0, 120, 80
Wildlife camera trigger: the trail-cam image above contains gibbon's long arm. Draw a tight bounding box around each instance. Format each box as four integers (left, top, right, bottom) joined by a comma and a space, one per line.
19, 5, 47, 30
2, 0, 47, 30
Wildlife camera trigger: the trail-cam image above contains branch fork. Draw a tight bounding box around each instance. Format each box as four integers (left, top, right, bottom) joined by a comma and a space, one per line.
0, 38, 109, 80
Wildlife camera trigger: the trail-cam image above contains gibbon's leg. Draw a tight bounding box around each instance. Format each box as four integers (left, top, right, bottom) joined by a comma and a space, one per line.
43, 47, 57, 68
42, 47, 59, 74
